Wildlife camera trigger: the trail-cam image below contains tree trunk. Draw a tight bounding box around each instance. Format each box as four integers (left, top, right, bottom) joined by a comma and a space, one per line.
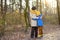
12, 0, 15, 12
57, 0, 60, 24
40, 0, 42, 13
0, 0, 7, 37
24, 0, 30, 32
19, 0, 23, 25
19, 0, 22, 14
36, 0, 38, 10
1, 0, 3, 16
0, 0, 4, 37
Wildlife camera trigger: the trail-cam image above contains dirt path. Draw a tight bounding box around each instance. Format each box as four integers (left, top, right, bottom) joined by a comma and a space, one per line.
1, 25, 60, 40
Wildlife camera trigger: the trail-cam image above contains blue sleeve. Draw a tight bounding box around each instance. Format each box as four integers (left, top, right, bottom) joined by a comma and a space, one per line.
32, 16, 39, 20
32, 14, 43, 20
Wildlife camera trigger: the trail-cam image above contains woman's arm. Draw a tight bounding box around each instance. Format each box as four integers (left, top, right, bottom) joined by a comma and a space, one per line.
32, 16, 39, 20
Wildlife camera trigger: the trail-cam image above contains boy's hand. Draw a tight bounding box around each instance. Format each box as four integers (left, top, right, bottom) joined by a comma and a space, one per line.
40, 16, 42, 19
32, 18, 36, 20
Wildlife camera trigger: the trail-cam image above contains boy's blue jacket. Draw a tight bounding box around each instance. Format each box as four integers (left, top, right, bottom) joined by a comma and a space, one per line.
32, 14, 43, 26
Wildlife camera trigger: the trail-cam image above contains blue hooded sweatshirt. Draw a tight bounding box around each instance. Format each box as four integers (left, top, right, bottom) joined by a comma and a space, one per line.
32, 14, 43, 26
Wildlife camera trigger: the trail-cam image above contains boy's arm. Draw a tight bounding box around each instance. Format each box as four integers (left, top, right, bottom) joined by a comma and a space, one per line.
40, 14, 43, 19
32, 14, 43, 20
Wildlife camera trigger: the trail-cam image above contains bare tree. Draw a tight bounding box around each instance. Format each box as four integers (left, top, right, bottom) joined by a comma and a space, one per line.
0, 0, 4, 37
12, 0, 15, 12
9, 0, 15, 12
57, 0, 60, 24
36, 0, 38, 10
0, 0, 7, 37
19, 0, 22, 14
24, 0, 30, 32
40, 0, 42, 13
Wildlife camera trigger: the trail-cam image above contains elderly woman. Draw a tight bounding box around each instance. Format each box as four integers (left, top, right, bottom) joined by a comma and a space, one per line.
30, 6, 40, 38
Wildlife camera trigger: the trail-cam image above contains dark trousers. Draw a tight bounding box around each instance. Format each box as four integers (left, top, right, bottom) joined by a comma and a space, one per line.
31, 27, 38, 38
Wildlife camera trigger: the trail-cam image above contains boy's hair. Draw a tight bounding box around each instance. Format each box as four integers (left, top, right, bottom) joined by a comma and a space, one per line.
32, 6, 36, 10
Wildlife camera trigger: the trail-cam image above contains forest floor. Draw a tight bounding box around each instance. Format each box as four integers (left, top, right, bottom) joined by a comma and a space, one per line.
0, 24, 60, 40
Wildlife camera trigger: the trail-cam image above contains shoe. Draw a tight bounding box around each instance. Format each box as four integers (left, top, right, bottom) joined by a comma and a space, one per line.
31, 37, 34, 38
38, 35, 43, 38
